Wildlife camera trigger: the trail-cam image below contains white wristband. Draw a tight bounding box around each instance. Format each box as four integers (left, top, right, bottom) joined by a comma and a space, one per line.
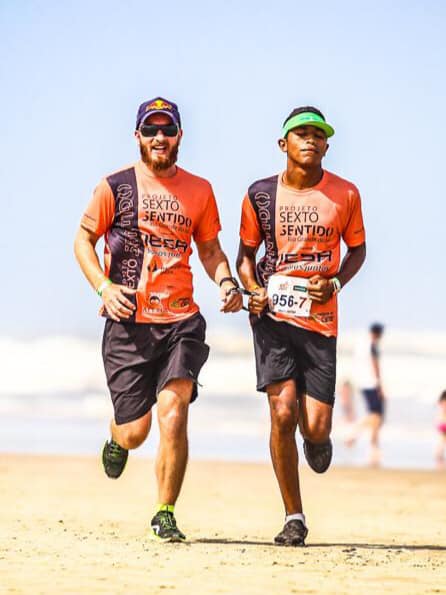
331, 277, 342, 294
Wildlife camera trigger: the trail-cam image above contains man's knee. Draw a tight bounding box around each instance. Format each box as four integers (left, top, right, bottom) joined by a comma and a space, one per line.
303, 416, 332, 443
158, 383, 191, 441
116, 425, 149, 450
299, 393, 333, 443
159, 402, 188, 440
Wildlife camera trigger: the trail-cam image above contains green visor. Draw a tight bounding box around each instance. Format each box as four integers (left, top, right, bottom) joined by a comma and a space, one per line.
282, 112, 335, 138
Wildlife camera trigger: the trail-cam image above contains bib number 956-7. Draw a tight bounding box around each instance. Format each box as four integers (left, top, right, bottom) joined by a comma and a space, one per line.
267, 275, 311, 317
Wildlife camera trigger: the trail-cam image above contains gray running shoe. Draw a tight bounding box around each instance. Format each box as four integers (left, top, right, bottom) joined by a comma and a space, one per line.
150, 510, 186, 542
303, 438, 333, 473
102, 439, 128, 479
274, 520, 308, 546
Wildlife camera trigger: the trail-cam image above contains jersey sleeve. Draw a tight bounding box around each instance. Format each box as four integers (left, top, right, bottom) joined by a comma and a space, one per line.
80, 178, 115, 237
342, 187, 366, 247
193, 185, 222, 242
239, 194, 262, 247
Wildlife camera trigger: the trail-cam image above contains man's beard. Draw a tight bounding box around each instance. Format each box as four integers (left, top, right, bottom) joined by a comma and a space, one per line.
139, 141, 179, 171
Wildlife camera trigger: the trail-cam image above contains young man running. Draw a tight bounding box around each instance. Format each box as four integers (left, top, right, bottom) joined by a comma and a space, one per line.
237, 106, 366, 546
74, 97, 242, 542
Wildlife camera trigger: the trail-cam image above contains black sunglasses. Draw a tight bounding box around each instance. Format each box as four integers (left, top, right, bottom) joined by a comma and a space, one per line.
139, 123, 179, 137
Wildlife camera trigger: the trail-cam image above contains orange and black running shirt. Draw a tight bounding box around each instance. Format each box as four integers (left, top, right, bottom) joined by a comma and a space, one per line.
81, 161, 221, 324
240, 170, 365, 337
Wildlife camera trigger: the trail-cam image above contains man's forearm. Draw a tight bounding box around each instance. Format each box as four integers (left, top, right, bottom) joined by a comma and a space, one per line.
337, 243, 366, 288
237, 258, 258, 290
200, 248, 233, 285
74, 229, 106, 292
236, 243, 259, 290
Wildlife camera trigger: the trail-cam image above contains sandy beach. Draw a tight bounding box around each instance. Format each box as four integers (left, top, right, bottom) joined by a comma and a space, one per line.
1, 455, 445, 594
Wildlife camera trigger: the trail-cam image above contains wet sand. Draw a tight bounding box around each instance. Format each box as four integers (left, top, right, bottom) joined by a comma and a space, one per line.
1, 455, 445, 594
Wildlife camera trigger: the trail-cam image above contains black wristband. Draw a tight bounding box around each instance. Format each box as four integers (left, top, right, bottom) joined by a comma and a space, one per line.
219, 276, 239, 288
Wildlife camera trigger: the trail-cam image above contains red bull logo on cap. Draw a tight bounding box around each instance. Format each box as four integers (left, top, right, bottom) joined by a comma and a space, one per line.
146, 99, 172, 112
136, 97, 180, 129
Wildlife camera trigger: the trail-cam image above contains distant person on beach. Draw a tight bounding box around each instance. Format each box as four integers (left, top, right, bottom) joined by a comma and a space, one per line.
435, 391, 446, 469
74, 97, 242, 542
338, 379, 356, 423
237, 106, 366, 545
347, 322, 385, 466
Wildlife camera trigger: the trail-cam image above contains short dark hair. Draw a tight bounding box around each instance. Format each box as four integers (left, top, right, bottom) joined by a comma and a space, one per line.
370, 322, 384, 335
439, 391, 446, 403
283, 106, 326, 127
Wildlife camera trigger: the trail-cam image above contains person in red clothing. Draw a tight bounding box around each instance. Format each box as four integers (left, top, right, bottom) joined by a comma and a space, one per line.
435, 390, 446, 469
74, 97, 242, 542
237, 106, 366, 546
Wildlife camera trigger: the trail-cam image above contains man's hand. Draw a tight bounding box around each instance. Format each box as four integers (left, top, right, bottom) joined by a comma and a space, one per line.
101, 283, 137, 321
248, 286, 268, 315
220, 281, 243, 313
307, 275, 334, 304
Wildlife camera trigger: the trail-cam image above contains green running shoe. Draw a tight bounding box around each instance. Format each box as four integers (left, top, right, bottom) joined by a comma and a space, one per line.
102, 439, 128, 479
150, 510, 186, 542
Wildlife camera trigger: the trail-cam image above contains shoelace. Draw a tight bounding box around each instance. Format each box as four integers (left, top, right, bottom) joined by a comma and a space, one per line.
108, 441, 125, 459
159, 511, 177, 530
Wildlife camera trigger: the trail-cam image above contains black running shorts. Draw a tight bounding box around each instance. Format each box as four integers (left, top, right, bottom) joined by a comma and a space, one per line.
252, 315, 337, 405
362, 388, 384, 415
102, 313, 210, 425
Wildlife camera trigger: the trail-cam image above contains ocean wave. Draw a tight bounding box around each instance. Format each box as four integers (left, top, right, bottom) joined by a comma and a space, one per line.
0, 331, 445, 403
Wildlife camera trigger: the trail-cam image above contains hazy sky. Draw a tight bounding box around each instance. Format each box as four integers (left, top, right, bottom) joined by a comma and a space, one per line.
1, 0, 444, 337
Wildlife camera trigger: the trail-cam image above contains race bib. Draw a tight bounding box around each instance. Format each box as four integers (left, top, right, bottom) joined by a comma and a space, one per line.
267, 275, 312, 317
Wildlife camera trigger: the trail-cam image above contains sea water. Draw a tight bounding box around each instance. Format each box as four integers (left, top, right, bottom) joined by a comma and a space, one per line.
0, 331, 443, 470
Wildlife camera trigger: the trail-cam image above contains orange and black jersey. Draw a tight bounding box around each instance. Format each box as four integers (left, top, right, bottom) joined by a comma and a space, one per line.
82, 161, 221, 324
240, 170, 365, 337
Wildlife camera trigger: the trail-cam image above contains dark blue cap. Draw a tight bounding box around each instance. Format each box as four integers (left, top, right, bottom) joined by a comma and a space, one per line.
136, 97, 181, 130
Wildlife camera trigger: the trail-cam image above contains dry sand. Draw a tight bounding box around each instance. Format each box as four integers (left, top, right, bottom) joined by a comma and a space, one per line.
0, 455, 445, 594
